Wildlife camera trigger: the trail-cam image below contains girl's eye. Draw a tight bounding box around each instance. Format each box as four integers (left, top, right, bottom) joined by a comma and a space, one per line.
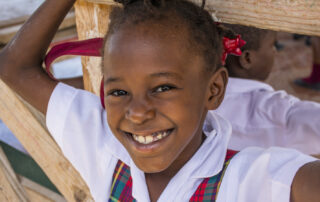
108, 90, 128, 97
154, 85, 176, 93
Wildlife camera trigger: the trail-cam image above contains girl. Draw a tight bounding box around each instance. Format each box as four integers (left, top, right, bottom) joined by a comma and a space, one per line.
0, 0, 319, 201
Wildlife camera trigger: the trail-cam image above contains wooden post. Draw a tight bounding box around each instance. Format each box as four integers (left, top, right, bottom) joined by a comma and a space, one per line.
0, 147, 29, 202
74, 0, 112, 94
0, 80, 93, 202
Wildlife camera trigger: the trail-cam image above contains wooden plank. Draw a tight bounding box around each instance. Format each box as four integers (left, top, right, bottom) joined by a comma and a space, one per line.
0, 79, 93, 202
0, 15, 28, 29
0, 12, 76, 45
83, 0, 320, 37
74, 0, 112, 94
19, 175, 66, 202
24, 188, 53, 202
0, 162, 23, 201
0, 147, 29, 202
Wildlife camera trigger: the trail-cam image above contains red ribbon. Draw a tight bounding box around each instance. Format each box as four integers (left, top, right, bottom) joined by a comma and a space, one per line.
221, 34, 246, 65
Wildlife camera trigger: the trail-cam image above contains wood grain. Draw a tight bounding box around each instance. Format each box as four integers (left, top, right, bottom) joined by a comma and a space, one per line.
83, 0, 320, 37
74, 0, 112, 94
0, 147, 29, 202
20, 175, 66, 202
0, 80, 93, 202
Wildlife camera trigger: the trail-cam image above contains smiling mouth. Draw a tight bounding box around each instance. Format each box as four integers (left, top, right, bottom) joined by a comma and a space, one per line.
124, 129, 174, 145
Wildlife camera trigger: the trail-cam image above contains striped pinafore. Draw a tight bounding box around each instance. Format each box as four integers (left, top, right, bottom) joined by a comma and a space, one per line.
109, 150, 237, 202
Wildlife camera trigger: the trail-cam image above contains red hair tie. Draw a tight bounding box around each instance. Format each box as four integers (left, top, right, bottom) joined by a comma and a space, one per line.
221, 34, 246, 65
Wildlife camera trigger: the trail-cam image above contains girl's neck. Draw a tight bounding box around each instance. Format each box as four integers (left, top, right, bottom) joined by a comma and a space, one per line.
145, 132, 206, 202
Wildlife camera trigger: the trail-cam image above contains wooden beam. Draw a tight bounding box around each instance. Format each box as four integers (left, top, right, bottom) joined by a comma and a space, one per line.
0, 12, 76, 45
19, 175, 66, 202
83, 0, 320, 37
0, 80, 93, 202
0, 147, 29, 202
74, 0, 112, 94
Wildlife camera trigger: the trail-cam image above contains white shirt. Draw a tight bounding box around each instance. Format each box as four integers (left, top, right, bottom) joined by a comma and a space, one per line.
46, 83, 316, 202
216, 77, 320, 155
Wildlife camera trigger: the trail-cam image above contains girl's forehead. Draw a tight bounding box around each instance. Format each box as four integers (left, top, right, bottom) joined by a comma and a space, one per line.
104, 24, 194, 66
102, 25, 205, 80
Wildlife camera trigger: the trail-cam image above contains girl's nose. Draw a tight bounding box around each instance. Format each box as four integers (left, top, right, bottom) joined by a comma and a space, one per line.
125, 98, 155, 124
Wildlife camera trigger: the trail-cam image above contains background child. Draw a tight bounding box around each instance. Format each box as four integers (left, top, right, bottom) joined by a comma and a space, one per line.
0, 0, 319, 201
295, 36, 320, 90
215, 24, 320, 156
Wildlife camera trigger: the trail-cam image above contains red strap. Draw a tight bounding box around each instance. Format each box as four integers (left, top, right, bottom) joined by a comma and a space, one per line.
225, 149, 238, 161
44, 37, 106, 108
45, 37, 104, 80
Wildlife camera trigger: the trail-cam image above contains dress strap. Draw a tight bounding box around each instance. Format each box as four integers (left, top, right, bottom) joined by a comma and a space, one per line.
189, 149, 238, 202
109, 150, 238, 202
109, 161, 136, 202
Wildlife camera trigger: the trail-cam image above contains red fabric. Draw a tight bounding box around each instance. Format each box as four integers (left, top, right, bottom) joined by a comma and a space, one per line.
100, 79, 105, 109
44, 37, 106, 108
111, 149, 238, 201
189, 149, 238, 201
302, 64, 320, 83
44, 37, 104, 79
221, 35, 246, 65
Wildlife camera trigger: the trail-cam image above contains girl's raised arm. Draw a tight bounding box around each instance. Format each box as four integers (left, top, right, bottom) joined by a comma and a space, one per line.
0, 0, 76, 114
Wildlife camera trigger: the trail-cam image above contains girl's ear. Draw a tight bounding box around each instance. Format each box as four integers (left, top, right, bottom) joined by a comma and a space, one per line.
206, 67, 228, 110
239, 50, 253, 70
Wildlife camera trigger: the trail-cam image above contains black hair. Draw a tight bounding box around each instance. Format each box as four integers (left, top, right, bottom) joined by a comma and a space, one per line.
103, 0, 236, 72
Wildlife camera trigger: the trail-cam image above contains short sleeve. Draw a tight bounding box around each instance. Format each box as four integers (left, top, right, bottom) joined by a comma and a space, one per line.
46, 83, 120, 201
46, 82, 78, 146
217, 147, 317, 202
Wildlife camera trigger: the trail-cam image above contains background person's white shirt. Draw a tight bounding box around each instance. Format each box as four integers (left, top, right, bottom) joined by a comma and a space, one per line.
216, 77, 320, 155
46, 83, 316, 202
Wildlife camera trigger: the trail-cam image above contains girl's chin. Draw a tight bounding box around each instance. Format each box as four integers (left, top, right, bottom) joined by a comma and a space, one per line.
133, 158, 173, 173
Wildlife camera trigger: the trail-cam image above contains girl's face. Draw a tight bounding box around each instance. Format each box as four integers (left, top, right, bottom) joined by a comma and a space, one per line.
103, 22, 226, 173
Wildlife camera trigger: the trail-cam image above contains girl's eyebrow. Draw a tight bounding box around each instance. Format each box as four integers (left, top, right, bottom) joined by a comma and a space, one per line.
105, 77, 122, 85
105, 72, 182, 85
150, 72, 183, 80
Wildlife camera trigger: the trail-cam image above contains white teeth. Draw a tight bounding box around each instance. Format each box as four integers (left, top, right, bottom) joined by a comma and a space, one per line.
145, 136, 153, 144
138, 135, 145, 143
132, 130, 171, 144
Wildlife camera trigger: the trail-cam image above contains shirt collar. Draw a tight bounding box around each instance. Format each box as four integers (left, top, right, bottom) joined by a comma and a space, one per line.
187, 111, 232, 178
103, 111, 232, 201
227, 77, 274, 94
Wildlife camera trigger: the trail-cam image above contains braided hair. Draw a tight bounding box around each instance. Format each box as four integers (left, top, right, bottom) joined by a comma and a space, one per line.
104, 0, 235, 72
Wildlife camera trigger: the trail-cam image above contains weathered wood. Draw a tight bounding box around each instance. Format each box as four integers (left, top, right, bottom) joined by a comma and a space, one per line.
0, 79, 93, 202
83, 0, 320, 37
0, 15, 27, 29
0, 161, 24, 201
0, 12, 76, 45
74, 0, 112, 94
0, 147, 29, 202
19, 175, 66, 202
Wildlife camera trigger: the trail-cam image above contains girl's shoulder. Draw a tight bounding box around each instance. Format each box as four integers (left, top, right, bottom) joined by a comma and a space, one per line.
218, 147, 316, 202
